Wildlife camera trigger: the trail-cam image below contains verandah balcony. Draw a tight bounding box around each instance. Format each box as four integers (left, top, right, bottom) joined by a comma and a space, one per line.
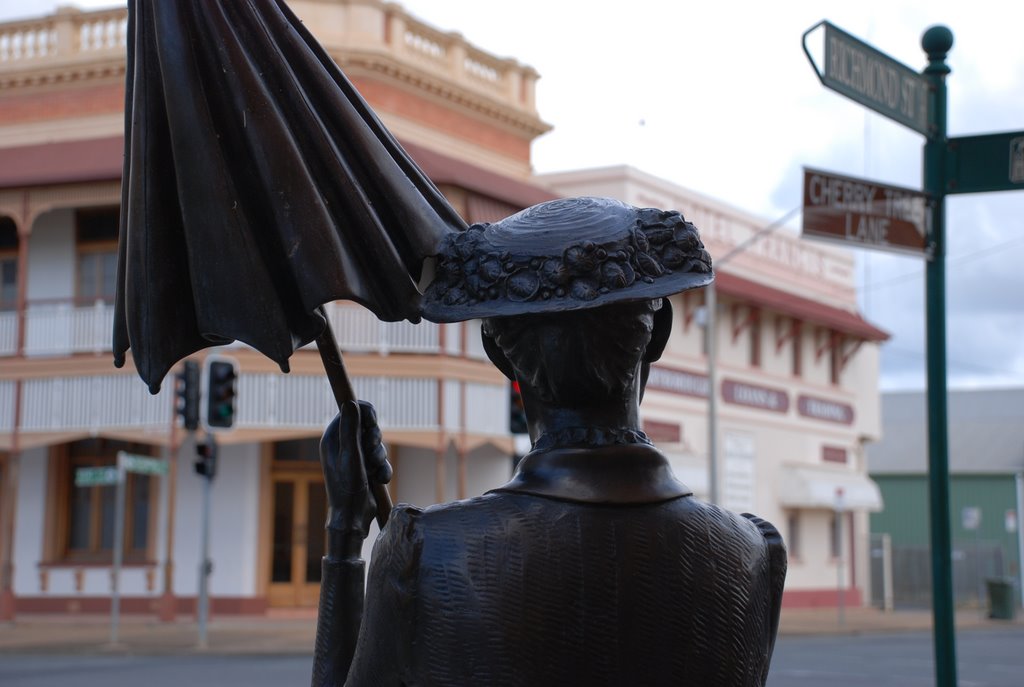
2, 299, 488, 360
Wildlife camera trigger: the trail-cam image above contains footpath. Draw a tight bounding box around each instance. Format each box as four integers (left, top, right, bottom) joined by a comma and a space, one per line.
0, 607, 1020, 656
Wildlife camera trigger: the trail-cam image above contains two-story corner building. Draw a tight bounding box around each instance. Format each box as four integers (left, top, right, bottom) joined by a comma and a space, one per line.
540, 166, 889, 608
0, 1, 555, 618
0, 2, 889, 619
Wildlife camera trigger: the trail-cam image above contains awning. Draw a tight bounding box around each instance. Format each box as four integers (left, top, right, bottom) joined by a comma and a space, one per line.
715, 271, 889, 342
778, 464, 883, 512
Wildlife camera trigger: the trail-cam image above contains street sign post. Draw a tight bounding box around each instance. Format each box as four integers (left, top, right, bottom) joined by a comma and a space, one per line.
804, 22, 961, 687
74, 454, 167, 646
109, 455, 127, 647
803, 21, 931, 136
804, 21, 1024, 686
946, 131, 1024, 194
802, 167, 930, 255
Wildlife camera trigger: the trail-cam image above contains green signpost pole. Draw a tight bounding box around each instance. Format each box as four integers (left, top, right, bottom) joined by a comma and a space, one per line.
806, 18, 1024, 686
921, 26, 957, 687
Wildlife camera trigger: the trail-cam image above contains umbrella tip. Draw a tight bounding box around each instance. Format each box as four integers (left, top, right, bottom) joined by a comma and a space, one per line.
113, 353, 125, 368
279, 360, 290, 374
148, 381, 162, 395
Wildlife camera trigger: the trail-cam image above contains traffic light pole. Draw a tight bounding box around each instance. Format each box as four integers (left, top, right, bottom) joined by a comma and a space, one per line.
196, 436, 216, 649
921, 26, 957, 687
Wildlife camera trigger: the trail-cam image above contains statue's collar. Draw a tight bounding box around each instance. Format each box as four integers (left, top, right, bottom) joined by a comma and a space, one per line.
489, 443, 692, 505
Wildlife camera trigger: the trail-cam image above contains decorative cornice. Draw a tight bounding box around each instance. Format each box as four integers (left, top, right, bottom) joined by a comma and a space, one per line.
0, 57, 125, 90
336, 50, 551, 139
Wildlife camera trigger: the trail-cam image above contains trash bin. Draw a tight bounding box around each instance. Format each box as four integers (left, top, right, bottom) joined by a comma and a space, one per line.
985, 578, 1016, 620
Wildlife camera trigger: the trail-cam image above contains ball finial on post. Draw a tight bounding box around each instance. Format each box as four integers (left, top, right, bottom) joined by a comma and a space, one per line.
921, 25, 954, 62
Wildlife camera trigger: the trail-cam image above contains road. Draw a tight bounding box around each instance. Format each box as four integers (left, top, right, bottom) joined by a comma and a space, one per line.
769, 627, 1024, 687
1, 627, 1021, 686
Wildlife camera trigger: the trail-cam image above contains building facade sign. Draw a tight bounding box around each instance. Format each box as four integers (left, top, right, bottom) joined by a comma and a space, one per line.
643, 419, 681, 444
648, 365, 709, 399
822, 446, 849, 464
798, 394, 855, 425
721, 380, 789, 413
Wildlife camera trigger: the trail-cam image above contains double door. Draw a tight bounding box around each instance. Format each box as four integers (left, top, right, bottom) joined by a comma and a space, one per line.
268, 471, 327, 607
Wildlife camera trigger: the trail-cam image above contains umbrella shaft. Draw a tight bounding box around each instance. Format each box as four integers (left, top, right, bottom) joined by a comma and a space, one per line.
315, 315, 393, 528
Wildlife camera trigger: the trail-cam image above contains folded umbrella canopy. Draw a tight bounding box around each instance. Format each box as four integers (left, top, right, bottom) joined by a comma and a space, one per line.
113, 0, 465, 392
114, 0, 467, 527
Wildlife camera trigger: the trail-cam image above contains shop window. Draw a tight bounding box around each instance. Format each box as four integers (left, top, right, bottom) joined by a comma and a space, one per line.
51, 438, 156, 563
786, 512, 800, 560
76, 207, 119, 305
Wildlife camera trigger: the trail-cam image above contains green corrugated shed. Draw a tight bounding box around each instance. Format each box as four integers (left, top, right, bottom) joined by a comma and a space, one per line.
871, 474, 1019, 555
867, 389, 1024, 608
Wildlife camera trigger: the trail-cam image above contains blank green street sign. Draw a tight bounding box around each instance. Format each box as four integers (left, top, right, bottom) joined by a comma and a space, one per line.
120, 453, 168, 476
946, 131, 1024, 194
75, 466, 119, 487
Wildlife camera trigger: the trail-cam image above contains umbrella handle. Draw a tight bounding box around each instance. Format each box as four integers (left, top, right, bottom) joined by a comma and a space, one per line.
315, 309, 393, 529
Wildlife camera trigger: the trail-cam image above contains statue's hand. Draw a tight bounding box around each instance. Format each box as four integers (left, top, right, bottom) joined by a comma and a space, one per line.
320, 401, 393, 556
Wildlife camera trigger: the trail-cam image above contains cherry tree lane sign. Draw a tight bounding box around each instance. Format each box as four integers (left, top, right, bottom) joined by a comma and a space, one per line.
802, 167, 930, 256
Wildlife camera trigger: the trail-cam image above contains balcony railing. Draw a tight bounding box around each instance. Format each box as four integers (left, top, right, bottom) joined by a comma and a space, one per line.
0, 4, 540, 115
3, 298, 504, 435
0, 7, 127, 65
323, 302, 440, 355
22, 300, 113, 357
0, 310, 16, 355
12, 371, 506, 437
4, 299, 491, 360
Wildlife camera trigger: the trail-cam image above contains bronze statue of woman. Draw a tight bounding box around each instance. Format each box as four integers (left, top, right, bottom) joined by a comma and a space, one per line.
312, 198, 787, 686
111, 3, 784, 683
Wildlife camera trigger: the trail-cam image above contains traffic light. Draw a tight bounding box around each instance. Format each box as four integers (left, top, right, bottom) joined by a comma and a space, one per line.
194, 437, 218, 479
205, 357, 238, 430
175, 360, 200, 431
510, 381, 528, 435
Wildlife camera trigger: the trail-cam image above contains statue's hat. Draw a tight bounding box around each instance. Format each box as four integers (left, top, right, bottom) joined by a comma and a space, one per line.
420, 197, 714, 323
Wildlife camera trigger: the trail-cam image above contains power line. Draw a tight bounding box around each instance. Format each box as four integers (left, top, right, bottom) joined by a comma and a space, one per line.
884, 345, 1024, 377
863, 234, 1024, 292
718, 206, 802, 266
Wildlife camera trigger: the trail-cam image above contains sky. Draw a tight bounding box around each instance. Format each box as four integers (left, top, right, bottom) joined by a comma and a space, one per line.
5, 1, 1023, 391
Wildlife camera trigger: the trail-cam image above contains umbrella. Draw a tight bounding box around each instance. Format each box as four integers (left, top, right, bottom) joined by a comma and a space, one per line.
113, 0, 467, 526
